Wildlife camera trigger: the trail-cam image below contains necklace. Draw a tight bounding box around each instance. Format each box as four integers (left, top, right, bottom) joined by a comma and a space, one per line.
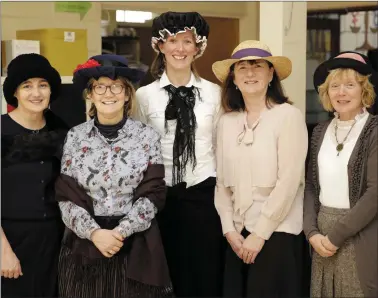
334, 120, 357, 156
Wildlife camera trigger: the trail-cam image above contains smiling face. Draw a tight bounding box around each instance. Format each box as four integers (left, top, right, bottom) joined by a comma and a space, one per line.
87, 76, 128, 120
327, 69, 363, 117
233, 59, 274, 97
158, 30, 199, 72
14, 78, 51, 113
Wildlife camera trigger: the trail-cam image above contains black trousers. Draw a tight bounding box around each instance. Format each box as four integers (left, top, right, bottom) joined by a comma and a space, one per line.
1, 218, 64, 298
223, 229, 307, 298
157, 177, 226, 297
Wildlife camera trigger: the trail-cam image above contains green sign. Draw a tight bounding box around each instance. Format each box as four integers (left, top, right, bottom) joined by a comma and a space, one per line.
55, 2, 92, 20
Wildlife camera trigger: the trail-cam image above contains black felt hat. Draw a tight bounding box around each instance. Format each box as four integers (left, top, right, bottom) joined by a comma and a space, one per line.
313, 51, 378, 93
3, 53, 61, 107
72, 54, 146, 91
151, 11, 210, 58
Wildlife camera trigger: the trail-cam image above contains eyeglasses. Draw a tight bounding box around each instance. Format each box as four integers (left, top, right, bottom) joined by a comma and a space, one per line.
92, 84, 125, 95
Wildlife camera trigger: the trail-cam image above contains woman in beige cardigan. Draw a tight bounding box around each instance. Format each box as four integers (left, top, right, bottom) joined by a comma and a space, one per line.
304, 51, 377, 298
212, 40, 308, 297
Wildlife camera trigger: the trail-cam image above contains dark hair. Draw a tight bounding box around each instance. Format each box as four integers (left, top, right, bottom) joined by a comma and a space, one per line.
221, 60, 292, 112
150, 40, 202, 80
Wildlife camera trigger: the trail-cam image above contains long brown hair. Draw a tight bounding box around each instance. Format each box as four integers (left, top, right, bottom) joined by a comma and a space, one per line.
221, 60, 292, 112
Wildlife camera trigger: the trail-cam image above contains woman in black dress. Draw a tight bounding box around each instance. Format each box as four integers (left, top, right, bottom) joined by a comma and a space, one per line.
1, 53, 68, 297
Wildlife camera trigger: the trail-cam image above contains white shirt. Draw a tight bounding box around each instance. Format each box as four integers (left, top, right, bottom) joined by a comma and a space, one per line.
135, 71, 222, 187
318, 111, 369, 209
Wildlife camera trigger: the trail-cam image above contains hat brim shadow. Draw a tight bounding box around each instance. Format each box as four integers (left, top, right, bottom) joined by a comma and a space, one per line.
212, 55, 292, 83
73, 66, 146, 88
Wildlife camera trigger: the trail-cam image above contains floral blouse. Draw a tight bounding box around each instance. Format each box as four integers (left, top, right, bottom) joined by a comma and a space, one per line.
59, 118, 163, 240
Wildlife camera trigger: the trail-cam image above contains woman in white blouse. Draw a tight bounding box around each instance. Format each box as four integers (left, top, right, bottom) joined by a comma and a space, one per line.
304, 52, 377, 297
134, 11, 225, 298
212, 40, 308, 297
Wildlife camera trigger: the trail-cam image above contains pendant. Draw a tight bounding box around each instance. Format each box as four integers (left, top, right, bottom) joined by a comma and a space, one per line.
336, 143, 344, 156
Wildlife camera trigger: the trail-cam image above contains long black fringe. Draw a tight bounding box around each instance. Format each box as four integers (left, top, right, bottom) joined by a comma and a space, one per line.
58, 246, 174, 298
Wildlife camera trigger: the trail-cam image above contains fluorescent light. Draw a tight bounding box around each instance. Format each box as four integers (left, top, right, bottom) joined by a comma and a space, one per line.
124, 10, 152, 23
116, 10, 125, 22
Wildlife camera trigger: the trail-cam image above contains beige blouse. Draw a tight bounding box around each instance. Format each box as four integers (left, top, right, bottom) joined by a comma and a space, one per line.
215, 103, 308, 240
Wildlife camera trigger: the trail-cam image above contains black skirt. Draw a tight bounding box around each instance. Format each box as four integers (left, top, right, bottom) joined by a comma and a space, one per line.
223, 229, 308, 298
157, 177, 226, 297
1, 218, 64, 298
58, 216, 173, 298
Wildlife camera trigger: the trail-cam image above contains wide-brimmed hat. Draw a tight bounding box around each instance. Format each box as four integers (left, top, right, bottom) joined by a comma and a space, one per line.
72, 54, 146, 90
3, 53, 61, 107
151, 11, 209, 59
212, 40, 292, 83
313, 51, 378, 93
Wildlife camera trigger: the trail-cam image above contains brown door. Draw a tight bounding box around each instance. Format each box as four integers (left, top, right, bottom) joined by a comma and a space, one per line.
197, 16, 239, 84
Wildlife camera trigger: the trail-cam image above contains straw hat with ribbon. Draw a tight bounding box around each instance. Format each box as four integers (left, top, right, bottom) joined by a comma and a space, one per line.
212, 40, 292, 83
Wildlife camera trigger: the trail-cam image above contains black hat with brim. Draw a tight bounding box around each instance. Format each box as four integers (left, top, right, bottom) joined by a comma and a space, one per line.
73, 54, 146, 90
313, 51, 378, 93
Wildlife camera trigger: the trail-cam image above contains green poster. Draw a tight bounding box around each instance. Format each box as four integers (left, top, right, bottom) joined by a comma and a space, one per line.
55, 2, 92, 20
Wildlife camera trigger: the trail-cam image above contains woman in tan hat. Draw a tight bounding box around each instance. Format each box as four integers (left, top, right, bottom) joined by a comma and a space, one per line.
304, 51, 377, 298
213, 40, 308, 297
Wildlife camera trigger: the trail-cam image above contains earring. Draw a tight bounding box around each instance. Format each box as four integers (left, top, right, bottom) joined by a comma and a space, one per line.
235, 86, 238, 90
268, 82, 271, 87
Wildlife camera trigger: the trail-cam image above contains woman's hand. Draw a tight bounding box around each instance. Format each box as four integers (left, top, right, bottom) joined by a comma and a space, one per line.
322, 235, 338, 252
309, 234, 336, 257
240, 233, 265, 264
90, 229, 124, 258
225, 231, 245, 258
1, 247, 23, 279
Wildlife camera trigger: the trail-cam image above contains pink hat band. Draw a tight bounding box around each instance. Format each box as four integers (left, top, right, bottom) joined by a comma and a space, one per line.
335, 53, 366, 64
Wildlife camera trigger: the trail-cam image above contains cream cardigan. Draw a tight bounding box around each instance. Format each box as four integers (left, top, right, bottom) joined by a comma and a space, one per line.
215, 103, 308, 240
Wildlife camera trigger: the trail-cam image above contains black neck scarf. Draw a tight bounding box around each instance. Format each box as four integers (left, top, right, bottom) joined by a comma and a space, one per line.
94, 114, 127, 140
164, 85, 199, 185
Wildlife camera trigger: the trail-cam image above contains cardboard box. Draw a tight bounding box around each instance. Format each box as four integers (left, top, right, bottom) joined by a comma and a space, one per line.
16, 28, 88, 76
1, 40, 40, 76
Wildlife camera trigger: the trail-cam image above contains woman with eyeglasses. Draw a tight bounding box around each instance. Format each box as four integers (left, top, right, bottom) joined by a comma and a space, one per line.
55, 54, 172, 298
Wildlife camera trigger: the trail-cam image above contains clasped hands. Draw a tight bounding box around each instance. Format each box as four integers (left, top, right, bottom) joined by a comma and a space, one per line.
90, 228, 125, 258
226, 231, 265, 264
309, 234, 338, 257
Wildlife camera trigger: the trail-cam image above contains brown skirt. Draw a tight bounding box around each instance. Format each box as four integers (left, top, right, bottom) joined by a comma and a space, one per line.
311, 205, 364, 298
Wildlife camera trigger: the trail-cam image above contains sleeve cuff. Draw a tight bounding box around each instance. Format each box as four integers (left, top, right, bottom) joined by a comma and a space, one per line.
219, 212, 236, 236
305, 229, 321, 241
116, 220, 133, 238
86, 225, 100, 241
253, 215, 280, 240
327, 230, 344, 248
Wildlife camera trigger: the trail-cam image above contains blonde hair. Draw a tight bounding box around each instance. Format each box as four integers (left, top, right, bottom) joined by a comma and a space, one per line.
83, 77, 136, 118
318, 68, 376, 112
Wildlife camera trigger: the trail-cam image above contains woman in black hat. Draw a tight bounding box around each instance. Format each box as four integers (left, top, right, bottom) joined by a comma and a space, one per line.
1, 53, 68, 297
56, 54, 172, 298
134, 11, 225, 298
304, 51, 377, 297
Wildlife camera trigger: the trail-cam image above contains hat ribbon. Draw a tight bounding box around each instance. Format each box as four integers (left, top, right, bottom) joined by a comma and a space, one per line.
231, 48, 272, 59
